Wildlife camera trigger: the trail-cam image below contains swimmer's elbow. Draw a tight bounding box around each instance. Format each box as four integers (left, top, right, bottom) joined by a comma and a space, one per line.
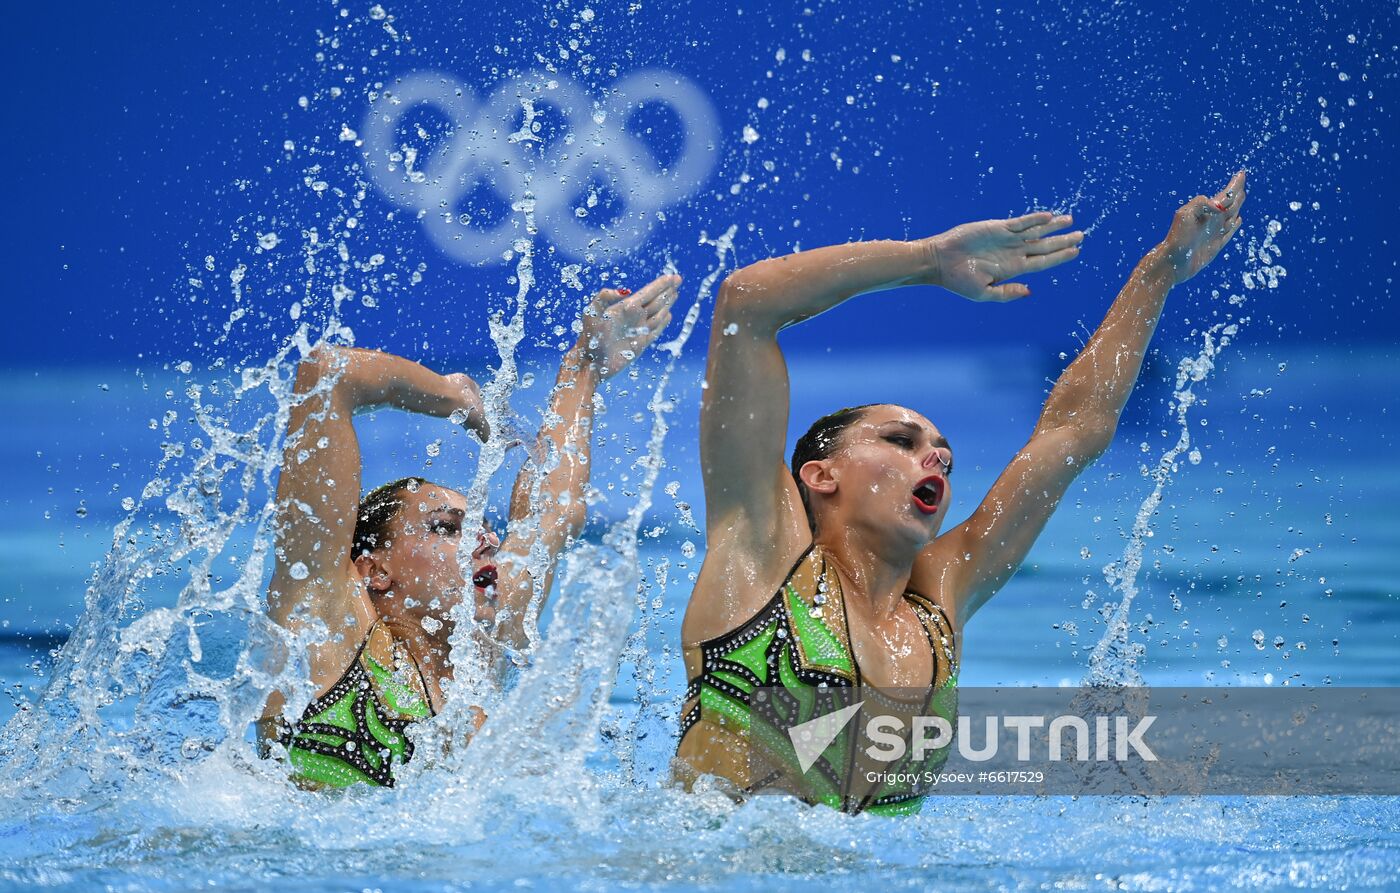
714, 272, 781, 335
714, 273, 752, 318
294, 346, 370, 408
1073, 419, 1118, 461
295, 345, 346, 395
565, 501, 587, 540
1035, 417, 1117, 466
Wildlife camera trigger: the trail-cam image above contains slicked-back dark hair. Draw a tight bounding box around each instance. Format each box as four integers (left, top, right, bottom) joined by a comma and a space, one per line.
790, 404, 877, 531
352, 476, 429, 558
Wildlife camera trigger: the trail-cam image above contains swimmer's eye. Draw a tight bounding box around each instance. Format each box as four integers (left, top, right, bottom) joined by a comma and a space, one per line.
430, 521, 461, 537
884, 434, 914, 449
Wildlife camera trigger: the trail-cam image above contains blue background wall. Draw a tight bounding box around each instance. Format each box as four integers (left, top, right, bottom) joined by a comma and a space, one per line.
3, 0, 1396, 371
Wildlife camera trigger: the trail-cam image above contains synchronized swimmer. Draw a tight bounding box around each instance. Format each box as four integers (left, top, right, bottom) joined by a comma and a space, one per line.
260, 275, 679, 788
675, 170, 1245, 813
260, 171, 1247, 810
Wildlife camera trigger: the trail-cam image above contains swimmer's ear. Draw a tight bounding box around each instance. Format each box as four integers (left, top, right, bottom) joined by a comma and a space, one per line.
798, 459, 839, 497
354, 551, 392, 595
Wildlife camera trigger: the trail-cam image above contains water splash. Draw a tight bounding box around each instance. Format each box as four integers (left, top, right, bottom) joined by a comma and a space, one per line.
1084, 220, 1285, 687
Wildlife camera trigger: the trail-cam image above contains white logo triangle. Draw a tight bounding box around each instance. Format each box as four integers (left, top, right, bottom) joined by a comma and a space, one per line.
787, 700, 865, 773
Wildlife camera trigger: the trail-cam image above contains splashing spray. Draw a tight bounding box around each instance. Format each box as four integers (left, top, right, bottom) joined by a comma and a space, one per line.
1084, 220, 1285, 687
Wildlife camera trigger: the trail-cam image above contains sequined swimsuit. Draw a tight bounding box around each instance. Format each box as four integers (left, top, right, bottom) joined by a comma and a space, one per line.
676, 545, 959, 815
266, 620, 434, 789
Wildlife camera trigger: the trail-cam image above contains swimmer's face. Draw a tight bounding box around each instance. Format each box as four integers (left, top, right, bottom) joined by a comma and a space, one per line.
802, 405, 954, 546
371, 484, 500, 633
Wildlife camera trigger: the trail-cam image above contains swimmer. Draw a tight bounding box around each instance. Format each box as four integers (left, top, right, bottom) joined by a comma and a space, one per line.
677, 172, 1247, 814
259, 274, 681, 788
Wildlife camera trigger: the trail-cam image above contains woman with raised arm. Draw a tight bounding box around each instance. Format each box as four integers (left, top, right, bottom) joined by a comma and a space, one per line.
259, 274, 680, 789
677, 172, 1246, 814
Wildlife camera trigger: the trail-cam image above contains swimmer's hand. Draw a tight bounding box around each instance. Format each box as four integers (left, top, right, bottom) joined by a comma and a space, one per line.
580, 274, 682, 379
919, 213, 1084, 302
444, 372, 490, 441
1156, 170, 1247, 285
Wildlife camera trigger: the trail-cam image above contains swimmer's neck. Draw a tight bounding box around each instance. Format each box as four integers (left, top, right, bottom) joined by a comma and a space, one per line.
814, 523, 920, 620
381, 614, 455, 706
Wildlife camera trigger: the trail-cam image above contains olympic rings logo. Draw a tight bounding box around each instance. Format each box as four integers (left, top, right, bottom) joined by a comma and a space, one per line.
362, 70, 719, 264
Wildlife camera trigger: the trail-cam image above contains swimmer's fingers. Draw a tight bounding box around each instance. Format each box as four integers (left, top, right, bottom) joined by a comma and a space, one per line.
1023, 230, 1085, 257
648, 308, 674, 338
587, 289, 627, 319
981, 281, 1033, 302
1213, 169, 1248, 216
628, 307, 674, 352
1005, 211, 1056, 234
1188, 194, 1221, 224
1019, 244, 1082, 276
590, 274, 675, 315
644, 294, 676, 327
636, 274, 682, 311
1018, 213, 1076, 242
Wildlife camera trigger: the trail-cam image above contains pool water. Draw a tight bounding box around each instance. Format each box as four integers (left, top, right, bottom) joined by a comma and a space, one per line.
1, 342, 1397, 891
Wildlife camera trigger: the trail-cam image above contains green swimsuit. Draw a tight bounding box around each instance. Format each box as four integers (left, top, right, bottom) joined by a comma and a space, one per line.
268, 621, 434, 789
678, 545, 958, 815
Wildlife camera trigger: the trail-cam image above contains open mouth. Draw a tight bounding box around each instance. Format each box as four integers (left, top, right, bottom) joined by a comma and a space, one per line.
911, 476, 944, 515
472, 564, 498, 589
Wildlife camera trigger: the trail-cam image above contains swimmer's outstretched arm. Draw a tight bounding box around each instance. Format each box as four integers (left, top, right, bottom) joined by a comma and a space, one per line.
706, 217, 1083, 490
268, 346, 487, 687
690, 217, 1082, 632
490, 275, 681, 650
920, 171, 1248, 621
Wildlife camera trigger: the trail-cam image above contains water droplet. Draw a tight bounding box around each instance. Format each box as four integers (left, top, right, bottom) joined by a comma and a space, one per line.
257, 232, 280, 250
289, 562, 310, 580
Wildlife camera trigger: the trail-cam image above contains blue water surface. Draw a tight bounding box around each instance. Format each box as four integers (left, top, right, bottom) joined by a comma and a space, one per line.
1, 344, 1396, 891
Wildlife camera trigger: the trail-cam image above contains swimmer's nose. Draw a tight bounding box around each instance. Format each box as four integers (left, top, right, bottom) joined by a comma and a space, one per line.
922, 446, 952, 473
473, 528, 500, 560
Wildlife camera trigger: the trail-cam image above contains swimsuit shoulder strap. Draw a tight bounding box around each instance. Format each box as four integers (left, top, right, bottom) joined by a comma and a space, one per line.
902, 590, 958, 685
363, 619, 436, 718
683, 542, 818, 659
682, 541, 858, 687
